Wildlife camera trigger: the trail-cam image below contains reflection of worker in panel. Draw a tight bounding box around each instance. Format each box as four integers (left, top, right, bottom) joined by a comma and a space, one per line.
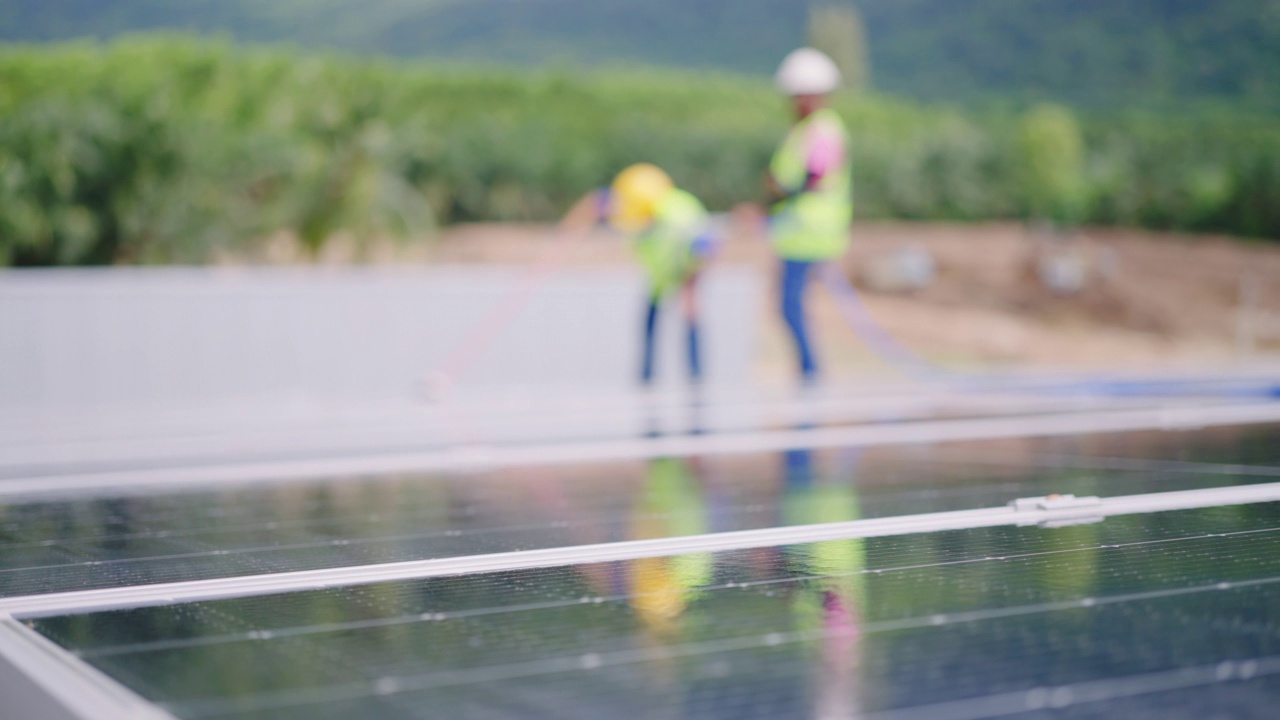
783, 446, 866, 719
627, 456, 713, 638
766, 49, 853, 384
562, 164, 720, 386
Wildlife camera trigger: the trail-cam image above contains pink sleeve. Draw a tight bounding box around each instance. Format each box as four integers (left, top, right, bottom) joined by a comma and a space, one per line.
807, 123, 845, 179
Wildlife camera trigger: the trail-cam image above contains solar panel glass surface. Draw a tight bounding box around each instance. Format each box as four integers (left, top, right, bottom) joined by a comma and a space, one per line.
28, 502, 1280, 720
4, 423, 1278, 599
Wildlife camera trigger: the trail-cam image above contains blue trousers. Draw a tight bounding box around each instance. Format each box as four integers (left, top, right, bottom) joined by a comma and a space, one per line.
641, 295, 701, 385
781, 259, 817, 381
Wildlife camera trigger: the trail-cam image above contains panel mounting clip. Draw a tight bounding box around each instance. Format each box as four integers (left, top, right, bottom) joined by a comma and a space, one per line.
1008, 493, 1102, 512
1009, 493, 1104, 527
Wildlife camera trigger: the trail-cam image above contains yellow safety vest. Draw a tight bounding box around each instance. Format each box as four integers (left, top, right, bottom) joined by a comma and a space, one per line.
631, 188, 709, 298
769, 108, 853, 261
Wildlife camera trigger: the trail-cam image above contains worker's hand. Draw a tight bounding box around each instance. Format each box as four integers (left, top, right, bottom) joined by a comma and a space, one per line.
762, 171, 787, 204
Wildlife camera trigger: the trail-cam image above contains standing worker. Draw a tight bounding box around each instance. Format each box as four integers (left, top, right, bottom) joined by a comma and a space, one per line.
561, 164, 719, 386
765, 48, 853, 384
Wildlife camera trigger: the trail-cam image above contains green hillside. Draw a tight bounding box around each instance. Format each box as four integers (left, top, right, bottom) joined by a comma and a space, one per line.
2, 1, 1278, 111
858, 0, 1280, 110
0, 1, 449, 49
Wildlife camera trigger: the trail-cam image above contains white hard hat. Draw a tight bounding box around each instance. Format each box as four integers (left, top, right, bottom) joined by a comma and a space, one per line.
775, 47, 842, 96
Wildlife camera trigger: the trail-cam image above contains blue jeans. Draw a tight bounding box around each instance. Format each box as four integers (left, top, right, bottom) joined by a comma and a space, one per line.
641, 296, 701, 385
781, 259, 817, 381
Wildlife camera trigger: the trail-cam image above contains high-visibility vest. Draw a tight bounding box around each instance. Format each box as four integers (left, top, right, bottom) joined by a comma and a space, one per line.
631, 188, 709, 297
769, 108, 853, 261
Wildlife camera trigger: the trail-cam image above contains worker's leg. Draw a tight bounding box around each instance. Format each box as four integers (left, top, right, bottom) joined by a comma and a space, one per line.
641, 293, 661, 385
781, 259, 817, 381
680, 275, 702, 383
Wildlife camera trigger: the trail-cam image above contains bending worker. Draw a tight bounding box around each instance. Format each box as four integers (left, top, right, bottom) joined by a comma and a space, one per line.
561, 164, 719, 385
765, 48, 853, 384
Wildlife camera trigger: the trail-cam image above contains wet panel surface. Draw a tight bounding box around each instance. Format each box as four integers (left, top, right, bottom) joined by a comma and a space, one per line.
30, 503, 1280, 719
938, 422, 1280, 476
4, 422, 1280, 597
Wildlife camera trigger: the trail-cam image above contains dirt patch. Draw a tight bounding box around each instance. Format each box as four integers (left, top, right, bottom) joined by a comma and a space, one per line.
828, 223, 1280, 373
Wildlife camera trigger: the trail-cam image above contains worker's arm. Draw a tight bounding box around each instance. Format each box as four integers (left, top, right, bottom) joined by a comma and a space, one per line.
763, 171, 790, 204
803, 123, 844, 190
766, 121, 846, 202
558, 189, 609, 234
764, 167, 827, 203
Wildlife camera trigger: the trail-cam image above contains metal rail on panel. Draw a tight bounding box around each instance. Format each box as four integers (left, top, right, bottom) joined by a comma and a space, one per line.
3, 481, 1277, 620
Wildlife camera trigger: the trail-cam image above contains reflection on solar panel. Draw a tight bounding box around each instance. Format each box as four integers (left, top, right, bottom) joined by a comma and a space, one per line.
2, 419, 1279, 719
4, 428, 1279, 599
26, 504, 1280, 719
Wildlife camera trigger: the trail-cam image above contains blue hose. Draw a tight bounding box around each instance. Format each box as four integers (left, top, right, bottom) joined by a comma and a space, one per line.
818, 262, 1280, 400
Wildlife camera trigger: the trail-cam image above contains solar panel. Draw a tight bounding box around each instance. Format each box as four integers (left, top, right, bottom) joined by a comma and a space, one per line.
3, 388, 1279, 720
6, 426, 1279, 600
25, 503, 1280, 720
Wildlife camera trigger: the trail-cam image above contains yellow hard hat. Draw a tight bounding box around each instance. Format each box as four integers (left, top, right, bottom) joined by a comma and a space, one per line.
609, 163, 674, 233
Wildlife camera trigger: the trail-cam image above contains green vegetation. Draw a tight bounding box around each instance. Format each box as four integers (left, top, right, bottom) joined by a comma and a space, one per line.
1, 38, 1278, 266
1018, 105, 1086, 225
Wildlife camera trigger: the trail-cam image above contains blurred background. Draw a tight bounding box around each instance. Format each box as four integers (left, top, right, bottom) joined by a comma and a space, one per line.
4, 9, 1280, 717
1, 0, 1279, 378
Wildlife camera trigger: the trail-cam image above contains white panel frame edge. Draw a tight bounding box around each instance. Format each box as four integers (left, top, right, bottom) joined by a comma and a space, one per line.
0, 616, 177, 720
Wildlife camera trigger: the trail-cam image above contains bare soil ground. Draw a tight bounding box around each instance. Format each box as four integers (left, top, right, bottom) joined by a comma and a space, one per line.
226, 222, 1280, 380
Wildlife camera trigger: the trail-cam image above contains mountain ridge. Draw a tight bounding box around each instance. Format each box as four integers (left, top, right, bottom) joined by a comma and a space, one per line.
2, 0, 1277, 111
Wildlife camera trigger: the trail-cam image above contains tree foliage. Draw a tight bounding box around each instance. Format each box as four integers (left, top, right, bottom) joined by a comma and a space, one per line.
1018, 104, 1085, 224
0, 38, 1277, 266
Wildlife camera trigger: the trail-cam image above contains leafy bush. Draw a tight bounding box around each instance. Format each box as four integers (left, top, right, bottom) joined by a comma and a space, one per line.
1, 37, 1277, 265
